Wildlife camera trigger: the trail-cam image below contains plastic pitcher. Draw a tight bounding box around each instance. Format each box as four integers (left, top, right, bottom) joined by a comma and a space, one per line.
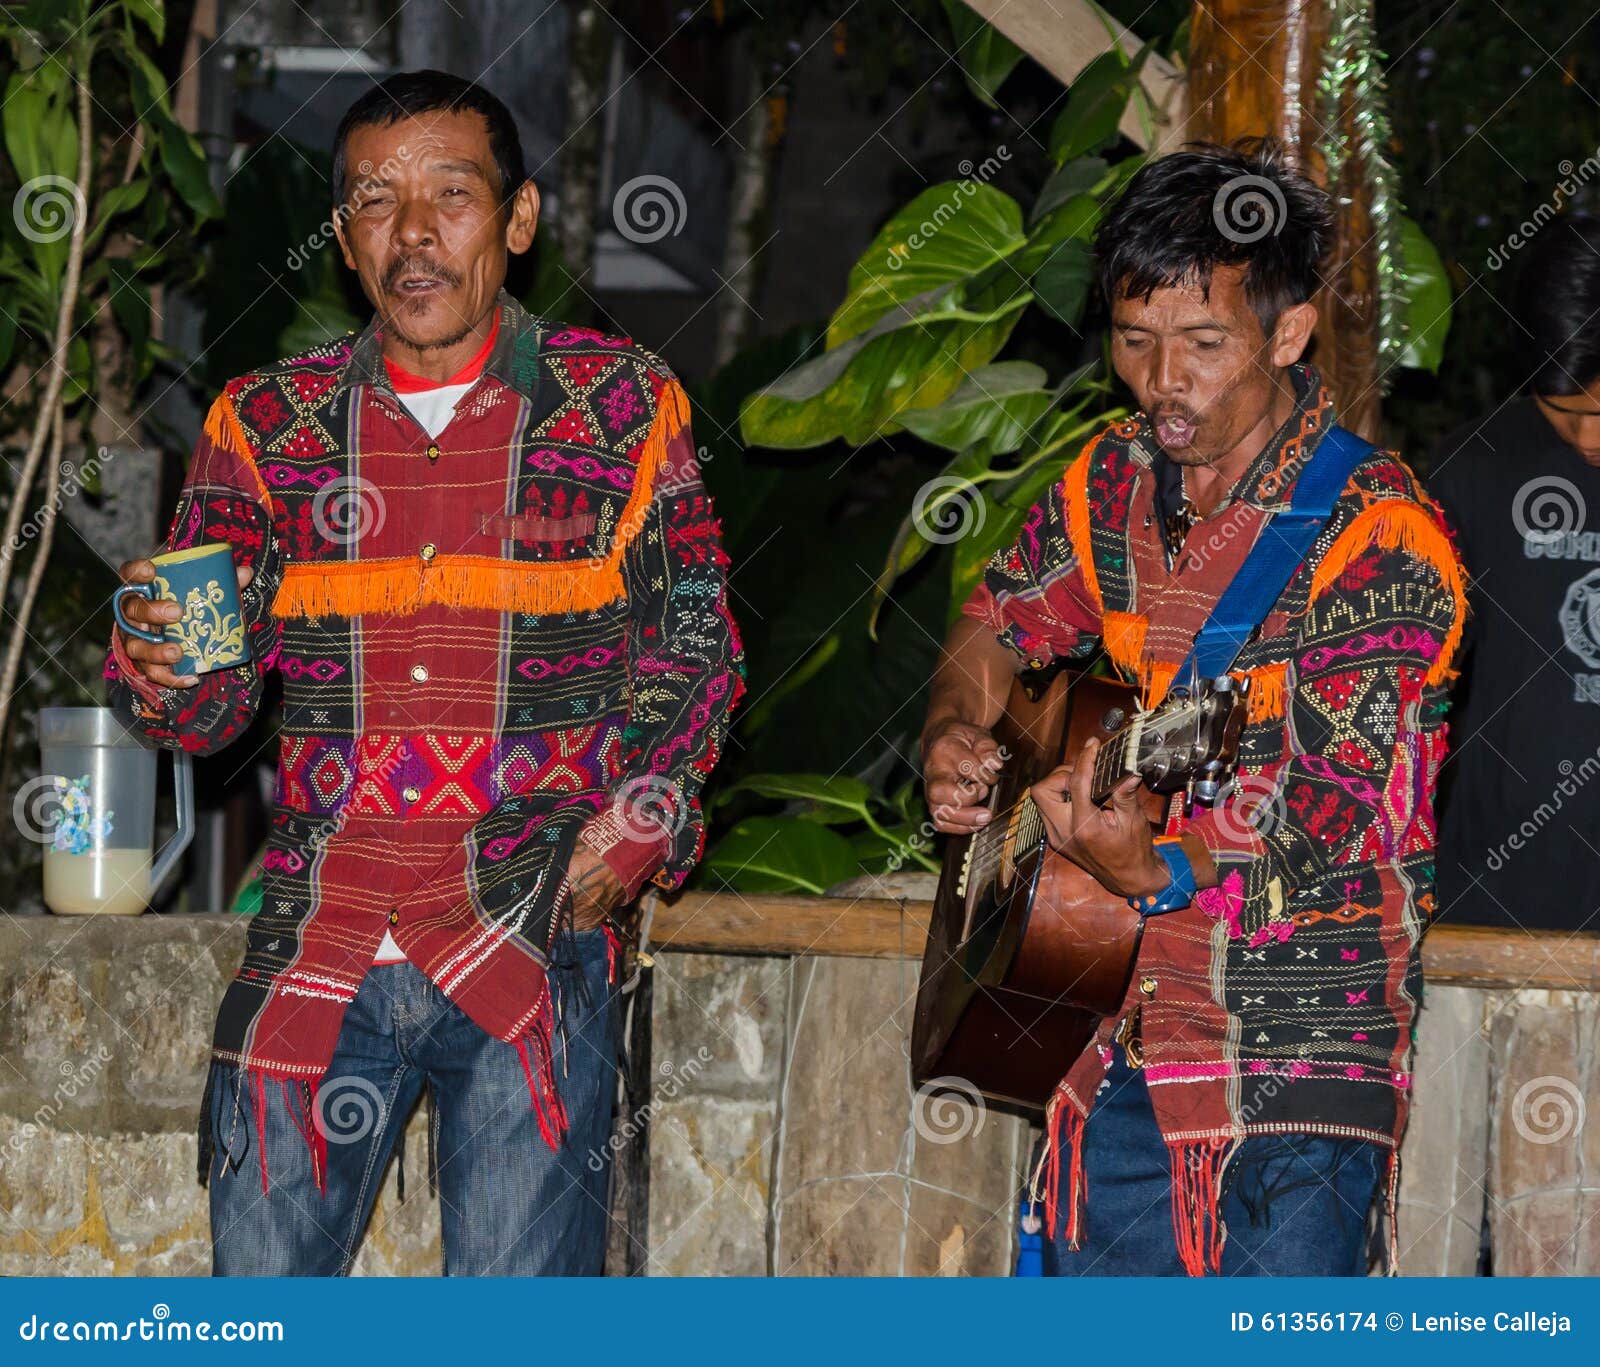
32, 707, 194, 916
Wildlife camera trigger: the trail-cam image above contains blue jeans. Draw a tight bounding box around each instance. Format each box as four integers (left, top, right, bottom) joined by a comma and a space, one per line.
207, 926, 619, 1276
1043, 1050, 1385, 1276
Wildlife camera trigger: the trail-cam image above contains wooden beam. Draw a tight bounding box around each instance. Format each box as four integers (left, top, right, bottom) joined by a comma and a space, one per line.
959, 0, 1189, 152
649, 890, 1600, 993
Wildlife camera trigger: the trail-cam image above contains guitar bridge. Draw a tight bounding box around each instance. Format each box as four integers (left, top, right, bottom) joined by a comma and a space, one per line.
954, 840, 974, 899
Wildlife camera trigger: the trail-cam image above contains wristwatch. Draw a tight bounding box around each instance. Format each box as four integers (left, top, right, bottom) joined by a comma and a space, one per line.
1128, 836, 1196, 917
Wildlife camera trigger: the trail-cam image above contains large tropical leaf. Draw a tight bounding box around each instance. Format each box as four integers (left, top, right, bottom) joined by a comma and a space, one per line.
828, 181, 1027, 346
1396, 215, 1452, 373
942, 0, 1026, 109
896, 360, 1053, 458
1048, 47, 1146, 166
739, 289, 1028, 449
700, 816, 860, 895
719, 773, 875, 825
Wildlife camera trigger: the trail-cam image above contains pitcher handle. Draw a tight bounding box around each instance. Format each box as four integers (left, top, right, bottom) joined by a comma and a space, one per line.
148, 749, 194, 896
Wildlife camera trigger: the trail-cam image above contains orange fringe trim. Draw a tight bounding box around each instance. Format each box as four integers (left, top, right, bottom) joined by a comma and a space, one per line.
1061, 436, 1103, 613
271, 379, 689, 620
1100, 610, 1180, 707
1238, 661, 1289, 722
202, 393, 270, 503
1308, 500, 1468, 686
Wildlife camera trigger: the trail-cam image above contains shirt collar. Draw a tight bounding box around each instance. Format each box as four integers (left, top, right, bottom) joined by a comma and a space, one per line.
336, 289, 544, 403
1136, 362, 1336, 514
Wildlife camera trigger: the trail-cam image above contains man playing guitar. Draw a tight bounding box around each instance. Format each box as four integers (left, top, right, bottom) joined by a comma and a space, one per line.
921, 139, 1466, 1276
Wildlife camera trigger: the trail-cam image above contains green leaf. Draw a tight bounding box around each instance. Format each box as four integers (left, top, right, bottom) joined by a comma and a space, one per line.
123, 0, 165, 42
1031, 236, 1096, 329
153, 112, 221, 220
829, 181, 1026, 346
948, 452, 1080, 613
108, 258, 151, 378
0, 306, 16, 376
740, 291, 1028, 449
897, 360, 1053, 457
942, 0, 1026, 109
83, 177, 149, 251
1031, 156, 1108, 226
1048, 47, 1147, 165
720, 773, 875, 823
700, 816, 860, 895
1395, 214, 1453, 373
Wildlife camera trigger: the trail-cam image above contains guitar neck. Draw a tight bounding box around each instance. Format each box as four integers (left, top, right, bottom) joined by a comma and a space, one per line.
1089, 716, 1140, 803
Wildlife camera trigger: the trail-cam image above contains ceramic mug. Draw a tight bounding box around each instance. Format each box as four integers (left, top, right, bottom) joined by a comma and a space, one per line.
112, 542, 252, 676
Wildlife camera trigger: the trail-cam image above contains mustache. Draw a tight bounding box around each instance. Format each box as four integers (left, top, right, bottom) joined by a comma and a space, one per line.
382, 257, 462, 291
1152, 404, 1199, 424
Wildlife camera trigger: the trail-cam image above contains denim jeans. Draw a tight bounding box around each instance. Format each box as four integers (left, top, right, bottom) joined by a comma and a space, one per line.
207, 925, 619, 1276
1043, 1049, 1385, 1277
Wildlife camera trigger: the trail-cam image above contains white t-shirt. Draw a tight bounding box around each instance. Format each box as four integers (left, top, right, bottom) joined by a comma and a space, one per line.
372, 377, 479, 964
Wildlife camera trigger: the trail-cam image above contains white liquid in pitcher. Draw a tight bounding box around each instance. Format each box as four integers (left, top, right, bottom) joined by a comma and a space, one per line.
43, 848, 152, 916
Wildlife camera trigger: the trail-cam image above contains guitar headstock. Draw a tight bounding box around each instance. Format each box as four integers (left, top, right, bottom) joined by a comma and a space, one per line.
1091, 676, 1249, 804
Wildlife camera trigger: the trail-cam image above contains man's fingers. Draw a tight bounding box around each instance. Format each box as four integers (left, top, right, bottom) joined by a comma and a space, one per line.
1068, 738, 1098, 811
1109, 773, 1144, 813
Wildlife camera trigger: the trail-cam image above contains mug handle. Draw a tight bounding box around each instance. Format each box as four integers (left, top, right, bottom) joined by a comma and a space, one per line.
112, 582, 166, 644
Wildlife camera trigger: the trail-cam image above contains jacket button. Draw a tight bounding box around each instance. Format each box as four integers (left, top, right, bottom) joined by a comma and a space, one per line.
410, 663, 428, 683
419, 542, 437, 561
1139, 975, 1158, 997
402, 784, 421, 803
387, 908, 399, 926
425, 443, 441, 462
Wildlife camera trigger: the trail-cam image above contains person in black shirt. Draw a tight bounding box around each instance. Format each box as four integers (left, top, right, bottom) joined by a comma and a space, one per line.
1432, 214, 1600, 932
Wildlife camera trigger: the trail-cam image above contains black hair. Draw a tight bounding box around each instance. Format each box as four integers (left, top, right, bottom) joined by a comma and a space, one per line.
329, 69, 527, 215
1093, 137, 1334, 335
1515, 213, 1600, 397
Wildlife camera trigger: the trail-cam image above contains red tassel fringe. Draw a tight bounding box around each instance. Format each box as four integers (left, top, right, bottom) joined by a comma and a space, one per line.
602, 922, 621, 985
1169, 1139, 1228, 1276
1035, 1090, 1087, 1248
512, 995, 570, 1152
240, 1067, 332, 1199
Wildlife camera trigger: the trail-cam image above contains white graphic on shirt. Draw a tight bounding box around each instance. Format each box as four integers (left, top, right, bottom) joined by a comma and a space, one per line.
1559, 567, 1600, 667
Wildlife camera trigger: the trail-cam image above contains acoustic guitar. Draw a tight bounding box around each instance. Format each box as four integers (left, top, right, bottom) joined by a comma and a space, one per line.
910, 665, 1248, 1110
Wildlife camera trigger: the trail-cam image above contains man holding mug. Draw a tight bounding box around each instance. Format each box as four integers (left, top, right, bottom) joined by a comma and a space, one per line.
104, 70, 745, 1276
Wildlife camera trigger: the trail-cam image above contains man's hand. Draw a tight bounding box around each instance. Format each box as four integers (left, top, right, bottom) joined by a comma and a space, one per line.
923, 718, 1006, 834
564, 844, 625, 930
1029, 738, 1169, 900
114, 556, 254, 689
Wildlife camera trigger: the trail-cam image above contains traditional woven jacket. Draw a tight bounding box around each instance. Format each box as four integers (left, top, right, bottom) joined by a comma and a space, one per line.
103, 292, 745, 1191
963, 363, 1466, 1273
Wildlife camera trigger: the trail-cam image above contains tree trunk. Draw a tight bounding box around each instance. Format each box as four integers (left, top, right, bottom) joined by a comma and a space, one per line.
1187, 0, 1381, 440
712, 52, 780, 370
557, 0, 616, 319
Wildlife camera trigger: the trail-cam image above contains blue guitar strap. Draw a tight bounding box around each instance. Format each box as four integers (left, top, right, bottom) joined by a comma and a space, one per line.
1171, 424, 1375, 693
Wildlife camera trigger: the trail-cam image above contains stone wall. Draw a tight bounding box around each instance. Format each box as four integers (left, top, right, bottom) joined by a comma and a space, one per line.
1, 914, 1595, 1276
